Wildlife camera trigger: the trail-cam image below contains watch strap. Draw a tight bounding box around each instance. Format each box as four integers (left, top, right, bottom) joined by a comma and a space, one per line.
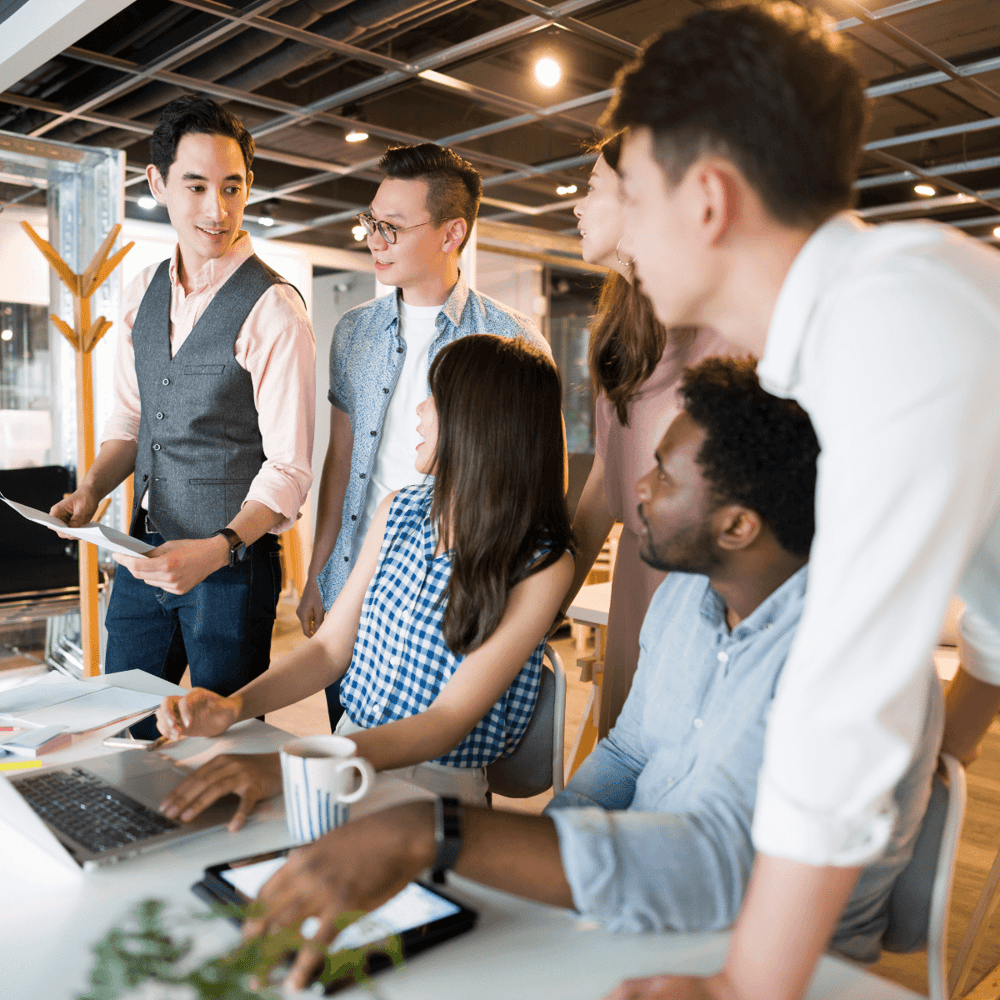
213, 527, 246, 567
432, 796, 463, 884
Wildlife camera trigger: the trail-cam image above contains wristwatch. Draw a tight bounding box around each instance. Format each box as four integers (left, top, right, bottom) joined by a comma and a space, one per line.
213, 526, 246, 568
432, 796, 463, 884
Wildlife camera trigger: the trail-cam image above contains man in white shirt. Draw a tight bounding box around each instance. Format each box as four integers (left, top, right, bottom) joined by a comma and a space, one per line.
595, 4, 1000, 999
296, 143, 547, 729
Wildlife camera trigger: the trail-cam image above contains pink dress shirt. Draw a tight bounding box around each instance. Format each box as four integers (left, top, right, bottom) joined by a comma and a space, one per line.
101, 233, 315, 534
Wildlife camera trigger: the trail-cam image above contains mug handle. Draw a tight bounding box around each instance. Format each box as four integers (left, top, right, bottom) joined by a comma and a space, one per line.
334, 756, 375, 804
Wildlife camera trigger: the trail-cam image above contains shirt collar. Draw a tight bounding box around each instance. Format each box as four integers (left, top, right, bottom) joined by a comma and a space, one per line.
385, 269, 471, 333
168, 231, 253, 294
757, 212, 867, 399
699, 563, 809, 638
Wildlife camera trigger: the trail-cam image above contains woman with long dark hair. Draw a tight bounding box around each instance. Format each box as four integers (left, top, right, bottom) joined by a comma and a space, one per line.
563, 132, 733, 737
155, 334, 574, 816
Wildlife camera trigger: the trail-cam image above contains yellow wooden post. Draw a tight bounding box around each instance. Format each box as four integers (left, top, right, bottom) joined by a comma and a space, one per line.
21, 221, 133, 677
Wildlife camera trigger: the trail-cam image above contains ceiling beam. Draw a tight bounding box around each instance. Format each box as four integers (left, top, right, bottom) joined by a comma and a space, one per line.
0, 0, 134, 93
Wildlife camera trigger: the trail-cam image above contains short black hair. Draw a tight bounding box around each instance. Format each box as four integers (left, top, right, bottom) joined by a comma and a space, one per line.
607, 2, 868, 227
149, 95, 254, 181
680, 357, 819, 558
378, 143, 482, 252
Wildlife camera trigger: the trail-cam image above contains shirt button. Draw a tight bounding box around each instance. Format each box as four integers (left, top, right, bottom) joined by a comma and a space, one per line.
397, 347, 403, 354
370, 430, 377, 437
344, 556, 349, 562
383, 387, 389, 394
156, 412, 164, 420
162, 378, 169, 386
359, 472, 366, 479
351, 515, 357, 521
717, 651, 729, 663
693, 718, 704, 729
152, 443, 160, 451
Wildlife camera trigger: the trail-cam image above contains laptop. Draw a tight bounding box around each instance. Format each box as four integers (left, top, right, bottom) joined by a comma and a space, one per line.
0, 744, 237, 870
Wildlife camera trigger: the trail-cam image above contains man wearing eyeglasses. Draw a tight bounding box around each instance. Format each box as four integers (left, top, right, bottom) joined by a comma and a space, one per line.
298, 143, 549, 730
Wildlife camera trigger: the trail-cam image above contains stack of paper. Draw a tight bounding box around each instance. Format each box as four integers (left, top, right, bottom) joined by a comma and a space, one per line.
0, 675, 162, 734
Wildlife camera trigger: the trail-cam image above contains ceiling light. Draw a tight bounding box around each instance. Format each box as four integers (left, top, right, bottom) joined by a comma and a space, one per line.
351, 224, 366, 241
535, 57, 561, 88
913, 184, 936, 197
258, 215, 275, 227
556, 184, 577, 196
993, 226, 1000, 239
345, 129, 369, 143
137, 196, 157, 210
1, 329, 12, 341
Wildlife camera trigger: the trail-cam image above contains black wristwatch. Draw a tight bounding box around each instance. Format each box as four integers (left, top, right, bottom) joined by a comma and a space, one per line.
432, 796, 463, 884
213, 526, 246, 568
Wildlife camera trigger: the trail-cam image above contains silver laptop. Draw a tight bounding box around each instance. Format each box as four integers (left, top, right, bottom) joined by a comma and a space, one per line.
0, 747, 236, 870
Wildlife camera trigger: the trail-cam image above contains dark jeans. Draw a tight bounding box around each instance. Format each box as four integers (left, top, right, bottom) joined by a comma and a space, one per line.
104, 530, 281, 740
324, 677, 345, 731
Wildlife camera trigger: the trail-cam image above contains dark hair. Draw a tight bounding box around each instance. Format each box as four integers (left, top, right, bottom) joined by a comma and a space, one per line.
149, 95, 254, 181
428, 335, 573, 655
607, 2, 868, 227
378, 143, 482, 252
588, 132, 699, 425
680, 357, 819, 558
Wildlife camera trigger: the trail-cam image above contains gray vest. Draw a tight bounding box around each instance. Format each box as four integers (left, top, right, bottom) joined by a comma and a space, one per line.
132, 255, 293, 541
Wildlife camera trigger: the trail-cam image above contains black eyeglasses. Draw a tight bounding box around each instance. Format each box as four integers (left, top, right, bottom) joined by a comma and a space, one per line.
357, 212, 451, 245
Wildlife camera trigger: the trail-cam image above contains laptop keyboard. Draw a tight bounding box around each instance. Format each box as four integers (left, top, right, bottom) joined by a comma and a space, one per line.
12, 766, 180, 854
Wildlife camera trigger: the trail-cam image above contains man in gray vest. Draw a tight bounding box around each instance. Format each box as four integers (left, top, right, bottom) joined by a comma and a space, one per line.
51, 96, 315, 739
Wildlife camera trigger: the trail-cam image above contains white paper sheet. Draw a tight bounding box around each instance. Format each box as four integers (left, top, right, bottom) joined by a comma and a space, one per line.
0, 675, 161, 733
0, 492, 153, 557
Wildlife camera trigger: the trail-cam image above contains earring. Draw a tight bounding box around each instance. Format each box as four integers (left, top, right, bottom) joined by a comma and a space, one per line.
616, 238, 634, 270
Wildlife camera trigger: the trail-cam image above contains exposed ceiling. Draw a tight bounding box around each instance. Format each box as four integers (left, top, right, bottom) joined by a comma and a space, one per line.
1, 0, 999, 263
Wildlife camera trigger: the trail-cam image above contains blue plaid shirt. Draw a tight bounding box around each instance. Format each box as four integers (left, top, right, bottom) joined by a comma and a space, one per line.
340, 484, 546, 768
317, 272, 547, 607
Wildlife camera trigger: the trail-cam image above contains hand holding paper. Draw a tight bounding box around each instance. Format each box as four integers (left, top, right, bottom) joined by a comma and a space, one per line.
0, 491, 153, 558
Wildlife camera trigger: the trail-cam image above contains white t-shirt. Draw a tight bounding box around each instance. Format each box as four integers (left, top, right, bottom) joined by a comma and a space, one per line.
350, 298, 440, 564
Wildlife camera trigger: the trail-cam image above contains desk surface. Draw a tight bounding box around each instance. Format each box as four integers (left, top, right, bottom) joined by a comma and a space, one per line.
567, 582, 612, 628
0, 671, 921, 1000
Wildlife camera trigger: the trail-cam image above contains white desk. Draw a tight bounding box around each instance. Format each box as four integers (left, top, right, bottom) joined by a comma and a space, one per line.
0, 671, 921, 1000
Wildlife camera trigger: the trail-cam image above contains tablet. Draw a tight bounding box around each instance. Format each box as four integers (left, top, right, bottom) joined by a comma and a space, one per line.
192, 848, 477, 980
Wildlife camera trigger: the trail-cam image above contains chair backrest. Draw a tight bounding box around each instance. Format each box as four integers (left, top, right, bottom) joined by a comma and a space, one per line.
485, 644, 566, 799
882, 753, 966, 1000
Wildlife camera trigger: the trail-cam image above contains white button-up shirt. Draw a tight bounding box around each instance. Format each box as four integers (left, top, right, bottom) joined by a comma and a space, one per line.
754, 212, 1000, 866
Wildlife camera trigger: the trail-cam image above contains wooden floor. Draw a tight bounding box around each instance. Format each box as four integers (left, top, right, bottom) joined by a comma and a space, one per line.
118, 597, 1000, 997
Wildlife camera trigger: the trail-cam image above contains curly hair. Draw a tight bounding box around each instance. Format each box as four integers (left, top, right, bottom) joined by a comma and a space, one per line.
680, 357, 819, 557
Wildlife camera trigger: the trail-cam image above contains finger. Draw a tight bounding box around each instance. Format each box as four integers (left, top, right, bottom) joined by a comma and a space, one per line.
159, 757, 233, 816
227, 788, 262, 832
285, 913, 341, 992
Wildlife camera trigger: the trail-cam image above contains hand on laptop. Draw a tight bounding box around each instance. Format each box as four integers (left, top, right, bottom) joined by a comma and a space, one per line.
242, 801, 436, 992
156, 688, 241, 739
158, 752, 281, 832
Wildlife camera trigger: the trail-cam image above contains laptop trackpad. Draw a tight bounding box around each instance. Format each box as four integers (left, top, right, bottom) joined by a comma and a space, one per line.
87, 752, 237, 821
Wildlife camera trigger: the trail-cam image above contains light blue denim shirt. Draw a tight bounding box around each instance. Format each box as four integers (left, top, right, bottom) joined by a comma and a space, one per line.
316, 271, 547, 606
547, 567, 941, 961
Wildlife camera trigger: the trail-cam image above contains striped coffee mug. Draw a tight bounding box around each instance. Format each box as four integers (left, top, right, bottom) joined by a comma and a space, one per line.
279, 735, 374, 843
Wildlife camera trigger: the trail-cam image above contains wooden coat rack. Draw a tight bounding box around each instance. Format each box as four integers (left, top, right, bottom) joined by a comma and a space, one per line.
21, 221, 133, 677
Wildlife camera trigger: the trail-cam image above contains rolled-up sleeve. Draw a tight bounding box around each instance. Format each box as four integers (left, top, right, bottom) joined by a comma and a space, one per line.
959, 610, 1000, 685
239, 283, 316, 532
754, 261, 1000, 866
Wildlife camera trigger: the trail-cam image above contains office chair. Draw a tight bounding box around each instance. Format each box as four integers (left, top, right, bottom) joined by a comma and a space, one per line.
486, 644, 566, 799
882, 753, 966, 1000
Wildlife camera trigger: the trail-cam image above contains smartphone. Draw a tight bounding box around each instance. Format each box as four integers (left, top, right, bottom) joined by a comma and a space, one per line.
192, 848, 478, 990
102, 727, 157, 749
